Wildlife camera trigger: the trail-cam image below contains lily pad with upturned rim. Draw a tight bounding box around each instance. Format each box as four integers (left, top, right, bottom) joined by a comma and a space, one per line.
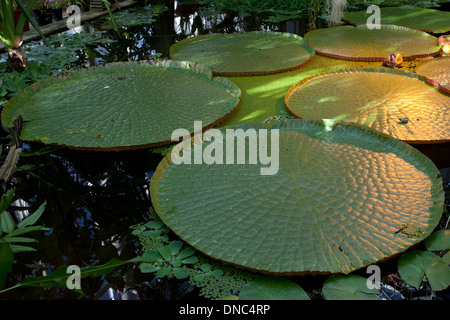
415, 57, 450, 94
170, 31, 315, 76
344, 6, 450, 34
304, 25, 441, 61
285, 68, 450, 144
150, 119, 444, 275
1, 60, 241, 151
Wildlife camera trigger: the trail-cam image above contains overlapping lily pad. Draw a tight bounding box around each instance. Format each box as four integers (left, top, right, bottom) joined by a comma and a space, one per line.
150, 119, 444, 275
1, 60, 241, 150
304, 25, 441, 61
415, 57, 450, 94
170, 31, 315, 75
344, 5, 450, 34
285, 68, 450, 144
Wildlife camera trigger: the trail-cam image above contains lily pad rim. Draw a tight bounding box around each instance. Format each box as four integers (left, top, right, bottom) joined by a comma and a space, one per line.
1, 59, 242, 152
149, 118, 444, 276
284, 67, 450, 144
415, 57, 450, 95
304, 24, 442, 61
343, 5, 450, 34
169, 31, 316, 76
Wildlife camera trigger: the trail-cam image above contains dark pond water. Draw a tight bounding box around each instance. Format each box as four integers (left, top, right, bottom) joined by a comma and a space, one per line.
1, 2, 449, 300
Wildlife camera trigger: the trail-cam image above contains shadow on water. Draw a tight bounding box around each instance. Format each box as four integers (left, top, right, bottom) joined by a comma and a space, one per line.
1, 1, 449, 300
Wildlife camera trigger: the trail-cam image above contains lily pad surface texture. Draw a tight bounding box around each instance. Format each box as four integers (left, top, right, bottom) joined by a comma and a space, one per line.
415, 57, 450, 94
344, 5, 450, 34
150, 119, 444, 275
1, 60, 241, 151
169, 31, 315, 75
285, 68, 450, 144
304, 25, 441, 61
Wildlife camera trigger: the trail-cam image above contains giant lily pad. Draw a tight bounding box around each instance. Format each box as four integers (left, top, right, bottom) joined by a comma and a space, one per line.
344, 6, 450, 34
304, 25, 441, 61
285, 68, 450, 144
150, 119, 444, 275
1, 60, 241, 151
170, 31, 315, 75
415, 57, 450, 94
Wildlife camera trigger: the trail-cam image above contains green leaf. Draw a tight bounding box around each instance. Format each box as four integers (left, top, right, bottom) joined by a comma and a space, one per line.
210, 269, 224, 277
0, 242, 13, 289
5, 225, 51, 237
2, 236, 37, 243
173, 267, 189, 279
142, 249, 163, 262
169, 240, 184, 256
0, 211, 15, 234
156, 266, 172, 278
177, 246, 195, 260
425, 230, 450, 251
171, 260, 182, 268
193, 274, 205, 282
322, 274, 379, 300
139, 263, 160, 274
426, 259, 450, 291
0, 189, 15, 212
17, 201, 46, 229
398, 250, 450, 291
344, 6, 450, 34
200, 263, 211, 272
181, 256, 198, 265
1, 61, 241, 150
2, 257, 144, 294
81, 258, 136, 278
10, 244, 36, 253
150, 119, 444, 274
170, 31, 315, 75
239, 277, 310, 300
158, 245, 173, 262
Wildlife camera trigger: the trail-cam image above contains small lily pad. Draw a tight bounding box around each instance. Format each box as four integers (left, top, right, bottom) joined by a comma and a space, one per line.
322, 274, 379, 300
239, 277, 310, 300
425, 230, 450, 251
398, 250, 450, 291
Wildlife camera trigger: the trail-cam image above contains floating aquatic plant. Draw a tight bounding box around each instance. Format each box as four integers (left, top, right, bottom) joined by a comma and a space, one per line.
170, 31, 315, 75
150, 119, 444, 275
285, 68, 450, 143
304, 25, 441, 61
1, 60, 241, 150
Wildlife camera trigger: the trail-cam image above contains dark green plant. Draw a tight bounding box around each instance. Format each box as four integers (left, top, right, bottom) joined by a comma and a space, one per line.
0, 188, 50, 289
192, 263, 224, 282
0, 256, 149, 295
139, 240, 198, 280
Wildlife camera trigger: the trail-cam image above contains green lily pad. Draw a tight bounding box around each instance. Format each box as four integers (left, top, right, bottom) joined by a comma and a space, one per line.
239, 277, 310, 300
304, 25, 441, 61
344, 6, 450, 34
424, 230, 450, 251
150, 119, 444, 275
415, 57, 450, 94
285, 68, 450, 144
1, 60, 241, 151
170, 31, 315, 75
398, 250, 450, 291
322, 274, 379, 300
